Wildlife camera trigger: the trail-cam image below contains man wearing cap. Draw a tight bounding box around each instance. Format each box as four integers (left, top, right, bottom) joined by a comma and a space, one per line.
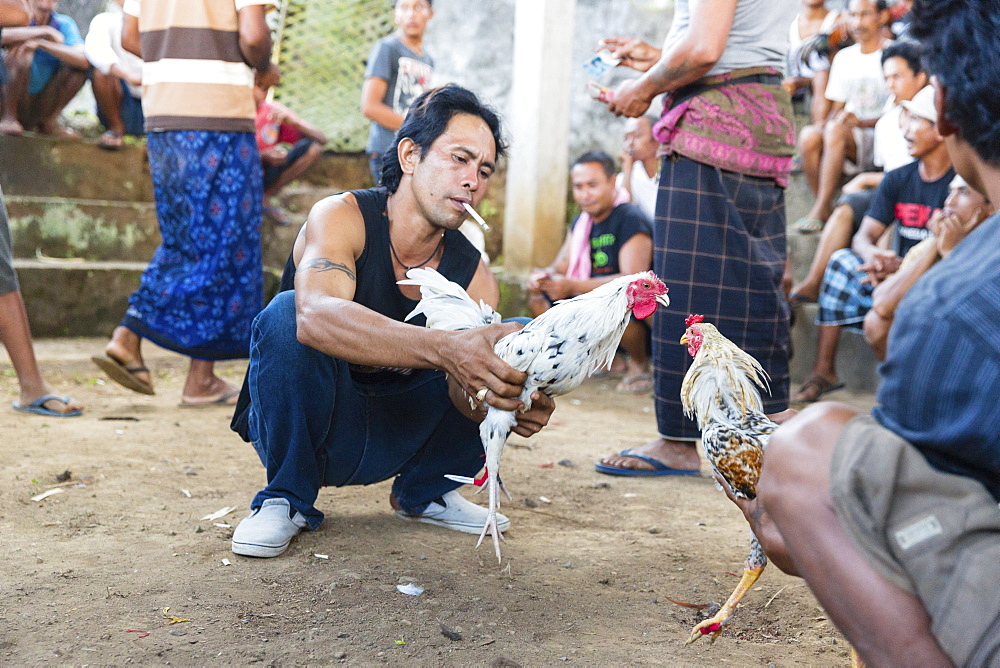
791, 85, 954, 402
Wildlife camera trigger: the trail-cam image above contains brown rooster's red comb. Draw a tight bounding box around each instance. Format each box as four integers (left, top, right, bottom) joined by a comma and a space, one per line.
685, 314, 704, 327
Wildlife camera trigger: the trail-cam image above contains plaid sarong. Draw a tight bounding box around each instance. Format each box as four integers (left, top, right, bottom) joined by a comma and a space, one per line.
817, 248, 873, 330
652, 156, 790, 441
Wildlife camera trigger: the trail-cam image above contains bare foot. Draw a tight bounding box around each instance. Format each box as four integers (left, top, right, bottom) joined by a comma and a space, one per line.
615, 361, 652, 393
98, 130, 123, 150
597, 437, 701, 473
180, 380, 239, 406
791, 373, 843, 403
788, 282, 819, 304
0, 119, 23, 135
181, 361, 238, 405
38, 121, 80, 138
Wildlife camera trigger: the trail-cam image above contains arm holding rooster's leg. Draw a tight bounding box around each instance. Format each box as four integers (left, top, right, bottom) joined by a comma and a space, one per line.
751, 403, 952, 667
717, 408, 800, 576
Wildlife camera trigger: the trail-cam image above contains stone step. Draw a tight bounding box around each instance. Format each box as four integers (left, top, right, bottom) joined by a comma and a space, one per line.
781, 165, 882, 392
271, 182, 333, 224
6, 193, 302, 272
12, 258, 146, 337
0, 133, 154, 202
790, 303, 881, 394
13, 258, 282, 337
6, 195, 161, 262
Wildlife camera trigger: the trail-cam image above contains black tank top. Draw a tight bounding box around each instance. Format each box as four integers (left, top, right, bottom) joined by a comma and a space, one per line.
232, 188, 481, 439
276, 188, 480, 324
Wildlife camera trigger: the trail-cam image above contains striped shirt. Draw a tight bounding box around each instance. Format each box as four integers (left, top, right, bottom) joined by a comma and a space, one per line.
123, 0, 273, 133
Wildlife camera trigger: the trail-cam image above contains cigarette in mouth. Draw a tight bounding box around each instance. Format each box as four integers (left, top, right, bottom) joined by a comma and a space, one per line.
462, 202, 490, 231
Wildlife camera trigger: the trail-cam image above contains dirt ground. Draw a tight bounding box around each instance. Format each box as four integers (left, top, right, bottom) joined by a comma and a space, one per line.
0, 339, 869, 666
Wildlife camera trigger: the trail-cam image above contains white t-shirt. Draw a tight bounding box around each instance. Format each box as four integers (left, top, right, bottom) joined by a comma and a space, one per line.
616, 162, 658, 221
85, 10, 143, 99
873, 103, 912, 172
825, 43, 890, 120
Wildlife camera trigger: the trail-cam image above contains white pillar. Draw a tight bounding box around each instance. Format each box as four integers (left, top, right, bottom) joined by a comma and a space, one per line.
502, 0, 576, 276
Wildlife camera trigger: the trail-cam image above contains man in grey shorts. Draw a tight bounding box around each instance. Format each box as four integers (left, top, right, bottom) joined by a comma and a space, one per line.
0, 0, 82, 418
722, 1, 1000, 665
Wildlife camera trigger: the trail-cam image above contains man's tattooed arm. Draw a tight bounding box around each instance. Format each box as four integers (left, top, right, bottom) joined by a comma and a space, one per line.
298, 258, 356, 281
646, 60, 694, 95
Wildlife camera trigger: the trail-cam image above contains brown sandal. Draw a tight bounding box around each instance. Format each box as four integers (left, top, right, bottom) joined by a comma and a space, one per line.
791, 374, 844, 403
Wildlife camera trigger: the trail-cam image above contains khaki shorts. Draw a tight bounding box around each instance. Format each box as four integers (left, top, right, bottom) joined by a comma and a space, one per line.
831, 415, 1000, 666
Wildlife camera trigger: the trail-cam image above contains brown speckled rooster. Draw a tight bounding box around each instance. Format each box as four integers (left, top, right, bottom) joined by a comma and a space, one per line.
678, 314, 778, 645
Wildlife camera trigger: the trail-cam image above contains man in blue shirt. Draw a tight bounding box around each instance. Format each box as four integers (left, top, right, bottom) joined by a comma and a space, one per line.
0, 0, 88, 136
723, 2, 1000, 664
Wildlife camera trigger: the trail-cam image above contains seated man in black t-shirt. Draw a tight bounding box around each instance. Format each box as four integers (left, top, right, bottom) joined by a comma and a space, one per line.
526, 150, 653, 393
791, 86, 954, 402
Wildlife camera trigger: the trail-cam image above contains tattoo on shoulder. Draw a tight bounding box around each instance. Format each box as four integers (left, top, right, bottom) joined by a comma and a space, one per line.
299, 258, 356, 281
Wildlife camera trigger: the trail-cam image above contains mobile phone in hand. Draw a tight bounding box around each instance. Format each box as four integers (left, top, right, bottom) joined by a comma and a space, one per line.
582, 49, 621, 77
586, 81, 614, 104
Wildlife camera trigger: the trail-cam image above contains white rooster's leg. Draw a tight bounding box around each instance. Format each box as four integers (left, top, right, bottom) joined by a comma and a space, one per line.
475, 470, 506, 563
476, 409, 515, 563
498, 476, 512, 501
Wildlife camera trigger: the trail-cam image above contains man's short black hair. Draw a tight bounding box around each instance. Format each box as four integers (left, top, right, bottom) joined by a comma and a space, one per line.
909, 0, 1000, 164
379, 84, 506, 193
880, 40, 923, 75
572, 150, 616, 179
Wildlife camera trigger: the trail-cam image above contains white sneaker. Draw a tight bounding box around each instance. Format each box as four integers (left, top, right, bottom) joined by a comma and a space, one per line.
231, 497, 309, 558
394, 489, 510, 534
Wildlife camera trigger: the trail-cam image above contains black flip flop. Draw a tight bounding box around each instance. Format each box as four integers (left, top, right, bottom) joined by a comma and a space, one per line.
91, 354, 155, 395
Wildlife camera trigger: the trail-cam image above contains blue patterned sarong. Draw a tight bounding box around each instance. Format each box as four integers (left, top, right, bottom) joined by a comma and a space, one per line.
123, 131, 263, 360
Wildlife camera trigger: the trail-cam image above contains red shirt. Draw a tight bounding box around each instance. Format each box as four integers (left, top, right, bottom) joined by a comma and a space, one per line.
255, 101, 303, 151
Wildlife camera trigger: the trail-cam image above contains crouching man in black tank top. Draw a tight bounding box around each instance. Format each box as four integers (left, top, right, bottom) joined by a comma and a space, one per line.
229, 84, 555, 558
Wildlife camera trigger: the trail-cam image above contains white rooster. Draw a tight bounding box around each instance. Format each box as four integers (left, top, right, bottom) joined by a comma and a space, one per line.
400, 267, 669, 561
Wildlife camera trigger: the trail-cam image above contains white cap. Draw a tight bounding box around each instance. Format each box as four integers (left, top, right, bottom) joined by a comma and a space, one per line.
901, 86, 937, 124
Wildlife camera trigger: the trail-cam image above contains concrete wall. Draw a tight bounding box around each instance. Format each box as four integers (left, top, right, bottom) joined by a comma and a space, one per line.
60, 0, 670, 165
428, 0, 670, 164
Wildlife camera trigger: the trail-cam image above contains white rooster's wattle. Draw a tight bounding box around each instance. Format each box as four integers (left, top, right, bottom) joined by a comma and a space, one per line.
399, 267, 669, 561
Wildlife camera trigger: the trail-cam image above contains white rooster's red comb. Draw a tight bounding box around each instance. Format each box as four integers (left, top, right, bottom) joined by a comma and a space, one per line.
685, 314, 705, 327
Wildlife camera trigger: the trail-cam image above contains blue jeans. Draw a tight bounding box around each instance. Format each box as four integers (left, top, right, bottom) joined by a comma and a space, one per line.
245, 291, 484, 529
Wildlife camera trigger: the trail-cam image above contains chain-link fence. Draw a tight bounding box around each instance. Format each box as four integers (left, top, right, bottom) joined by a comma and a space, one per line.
273, 0, 393, 153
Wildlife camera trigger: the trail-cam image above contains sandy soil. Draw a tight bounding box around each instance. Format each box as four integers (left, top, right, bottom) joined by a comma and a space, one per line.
0, 339, 867, 666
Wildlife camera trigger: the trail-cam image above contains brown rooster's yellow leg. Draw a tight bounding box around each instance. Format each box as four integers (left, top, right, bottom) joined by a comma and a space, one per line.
850, 647, 865, 668
685, 565, 765, 645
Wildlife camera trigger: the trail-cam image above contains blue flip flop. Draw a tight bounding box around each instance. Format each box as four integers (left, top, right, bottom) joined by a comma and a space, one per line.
13, 394, 82, 418
594, 449, 700, 477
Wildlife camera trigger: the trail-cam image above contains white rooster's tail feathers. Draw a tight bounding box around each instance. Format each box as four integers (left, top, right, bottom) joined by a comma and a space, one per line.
399, 267, 501, 331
